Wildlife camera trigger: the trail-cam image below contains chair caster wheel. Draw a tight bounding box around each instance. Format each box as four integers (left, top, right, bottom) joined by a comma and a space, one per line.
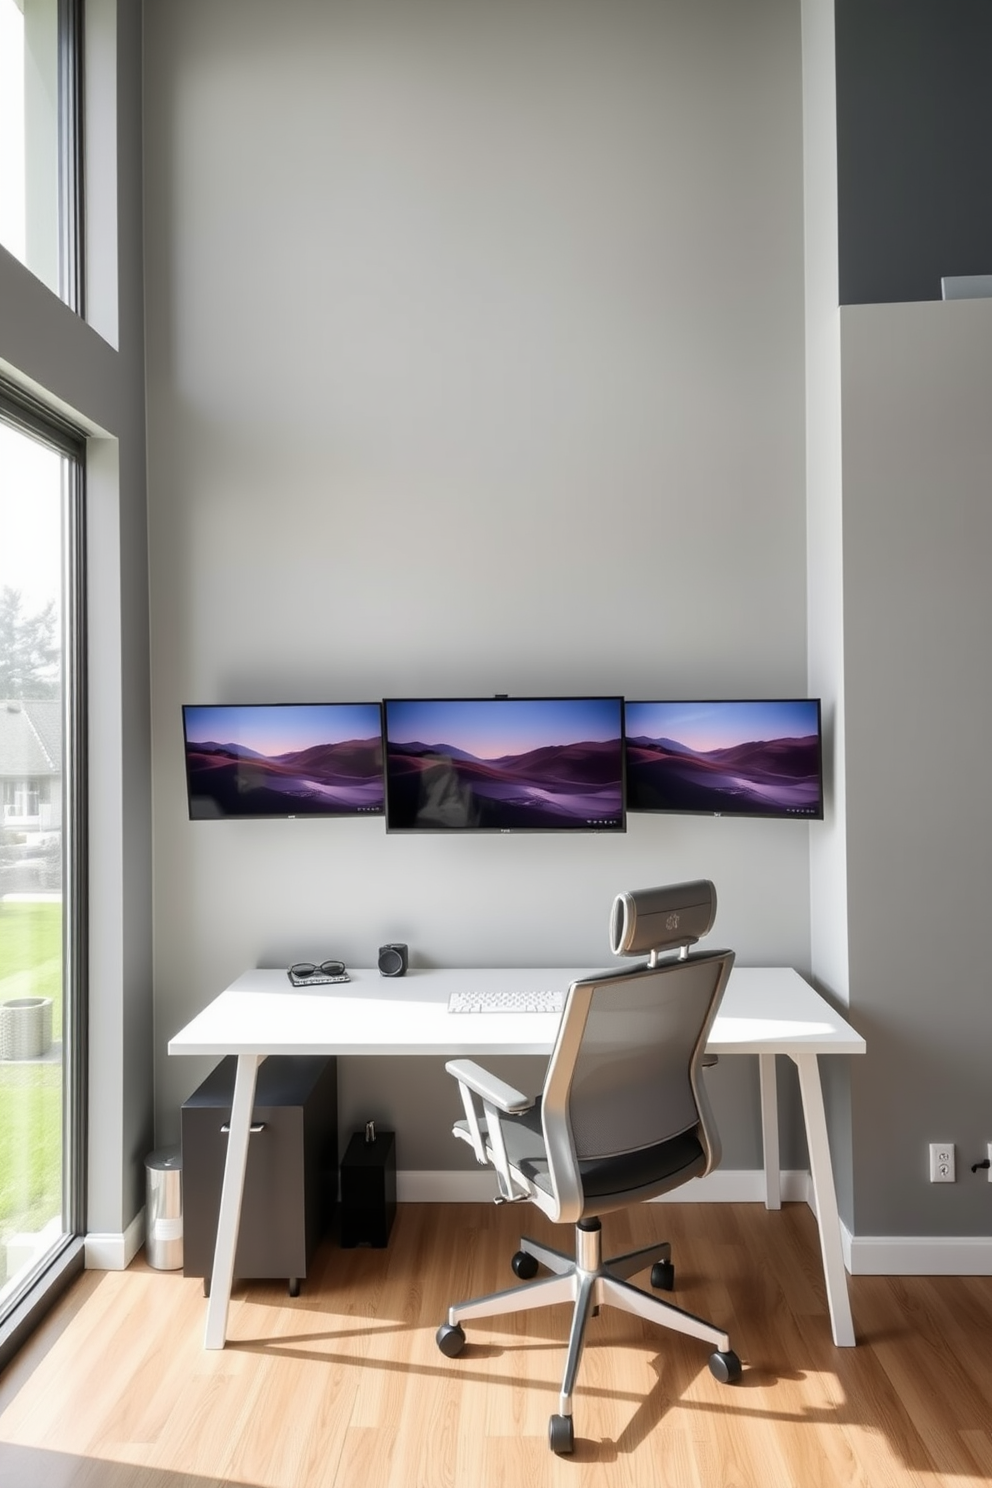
548, 1413, 574, 1454
512, 1249, 539, 1280
436, 1322, 466, 1357
709, 1348, 742, 1384
650, 1260, 675, 1290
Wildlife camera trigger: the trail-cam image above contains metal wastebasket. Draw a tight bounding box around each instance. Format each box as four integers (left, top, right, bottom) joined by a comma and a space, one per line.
145, 1145, 183, 1270
0, 997, 54, 1060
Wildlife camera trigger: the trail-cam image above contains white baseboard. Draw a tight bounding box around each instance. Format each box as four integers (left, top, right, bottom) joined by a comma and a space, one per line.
398, 1170, 499, 1202
405, 1174, 992, 1277
82, 1183, 992, 1278
842, 1221, 992, 1276
396, 1168, 812, 1204
85, 1207, 145, 1270
665, 1168, 811, 1204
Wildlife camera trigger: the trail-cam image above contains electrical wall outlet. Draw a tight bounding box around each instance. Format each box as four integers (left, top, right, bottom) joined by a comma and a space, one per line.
929, 1143, 955, 1182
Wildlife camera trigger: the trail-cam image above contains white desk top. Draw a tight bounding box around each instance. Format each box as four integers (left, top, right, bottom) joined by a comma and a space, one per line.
168, 965, 865, 1060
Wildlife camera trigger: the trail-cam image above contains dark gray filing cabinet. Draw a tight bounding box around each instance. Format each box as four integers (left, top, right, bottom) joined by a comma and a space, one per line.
181, 1054, 338, 1296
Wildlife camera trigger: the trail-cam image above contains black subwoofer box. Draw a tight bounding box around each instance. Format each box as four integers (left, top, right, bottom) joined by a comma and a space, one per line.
340, 1129, 397, 1247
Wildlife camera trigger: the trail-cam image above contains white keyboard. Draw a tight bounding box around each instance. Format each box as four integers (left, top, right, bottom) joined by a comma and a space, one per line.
448, 987, 565, 1015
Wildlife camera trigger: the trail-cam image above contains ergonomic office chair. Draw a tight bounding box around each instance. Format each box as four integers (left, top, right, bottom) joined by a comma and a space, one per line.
435, 881, 741, 1454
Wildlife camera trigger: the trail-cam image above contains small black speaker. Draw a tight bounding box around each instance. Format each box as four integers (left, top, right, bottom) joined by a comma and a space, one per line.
377, 943, 408, 977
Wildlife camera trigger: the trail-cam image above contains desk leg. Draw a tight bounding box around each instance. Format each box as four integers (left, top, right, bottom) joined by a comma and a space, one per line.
794, 1052, 856, 1347
204, 1052, 262, 1350
758, 1053, 781, 1210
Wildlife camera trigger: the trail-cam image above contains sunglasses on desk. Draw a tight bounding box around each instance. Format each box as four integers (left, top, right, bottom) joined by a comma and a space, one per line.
287, 960, 349, 984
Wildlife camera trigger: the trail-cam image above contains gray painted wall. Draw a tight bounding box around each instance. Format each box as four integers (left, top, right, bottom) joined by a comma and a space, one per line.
144, 0, 813, 1170
802, 0, 853, 1224
842, 299, 992, 1234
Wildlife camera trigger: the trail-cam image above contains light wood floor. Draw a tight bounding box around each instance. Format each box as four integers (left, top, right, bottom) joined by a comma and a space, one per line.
1, 1202, 991, 1487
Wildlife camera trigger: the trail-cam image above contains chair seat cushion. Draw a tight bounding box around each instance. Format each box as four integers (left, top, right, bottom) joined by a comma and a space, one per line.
455, 1100, 706, 1205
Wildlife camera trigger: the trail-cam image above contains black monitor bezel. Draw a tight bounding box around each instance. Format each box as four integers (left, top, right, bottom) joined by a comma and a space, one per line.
382, 694, 627, 834
624, 697, 824, 820
181, 700, 385, 820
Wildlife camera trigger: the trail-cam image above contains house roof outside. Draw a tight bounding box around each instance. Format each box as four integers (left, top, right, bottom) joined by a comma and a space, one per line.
0, 700, 62, 779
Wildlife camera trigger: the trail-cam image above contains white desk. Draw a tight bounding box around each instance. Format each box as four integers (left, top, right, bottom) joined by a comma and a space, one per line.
169, 965, 864, 1350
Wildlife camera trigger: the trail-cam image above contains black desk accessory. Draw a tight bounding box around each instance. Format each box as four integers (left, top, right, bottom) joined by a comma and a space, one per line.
377, 943, 408, 977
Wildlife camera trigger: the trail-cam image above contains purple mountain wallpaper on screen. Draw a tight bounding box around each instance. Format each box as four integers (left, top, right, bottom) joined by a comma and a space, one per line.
625, 700, 822, 818
182, 703, 384, 818
384, 698, 625, 831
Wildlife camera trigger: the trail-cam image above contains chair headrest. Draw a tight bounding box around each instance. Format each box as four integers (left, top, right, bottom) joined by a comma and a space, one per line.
609, 880, 718, 957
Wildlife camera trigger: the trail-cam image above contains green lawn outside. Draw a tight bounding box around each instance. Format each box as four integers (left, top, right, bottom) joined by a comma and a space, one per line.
0, 1067, 62, 1230
0, 900, 64, 1284
0, 899, 63, 1037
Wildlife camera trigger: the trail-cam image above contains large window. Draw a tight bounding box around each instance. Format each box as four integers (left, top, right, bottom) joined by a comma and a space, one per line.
0, 389, 85, 1340
0, 0, 82, 305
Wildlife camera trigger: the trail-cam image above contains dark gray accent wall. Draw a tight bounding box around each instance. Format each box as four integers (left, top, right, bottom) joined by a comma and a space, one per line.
836, 0, 992, 304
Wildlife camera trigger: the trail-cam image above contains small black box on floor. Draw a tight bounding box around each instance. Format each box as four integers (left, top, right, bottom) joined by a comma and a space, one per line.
340, 1128, 396, 1247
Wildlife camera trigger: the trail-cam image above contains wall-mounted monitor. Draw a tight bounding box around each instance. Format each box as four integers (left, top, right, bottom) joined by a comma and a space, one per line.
182, 703, 384, 819
625, 699, 823, 819
383, 696, 626, 833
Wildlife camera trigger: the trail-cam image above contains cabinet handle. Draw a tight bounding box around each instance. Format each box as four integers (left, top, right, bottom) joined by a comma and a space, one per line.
219, 1123, 267, 1134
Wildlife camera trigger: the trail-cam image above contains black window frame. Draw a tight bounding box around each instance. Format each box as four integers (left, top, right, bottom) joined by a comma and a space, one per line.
59, 0, 85, 312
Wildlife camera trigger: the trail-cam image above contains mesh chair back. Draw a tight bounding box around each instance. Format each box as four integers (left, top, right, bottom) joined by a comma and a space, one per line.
541, 948, 734, 1221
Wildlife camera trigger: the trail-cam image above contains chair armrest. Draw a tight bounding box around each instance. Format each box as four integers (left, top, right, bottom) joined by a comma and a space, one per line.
445, 1059, 535, 1199
445, 1059, 534, 1115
